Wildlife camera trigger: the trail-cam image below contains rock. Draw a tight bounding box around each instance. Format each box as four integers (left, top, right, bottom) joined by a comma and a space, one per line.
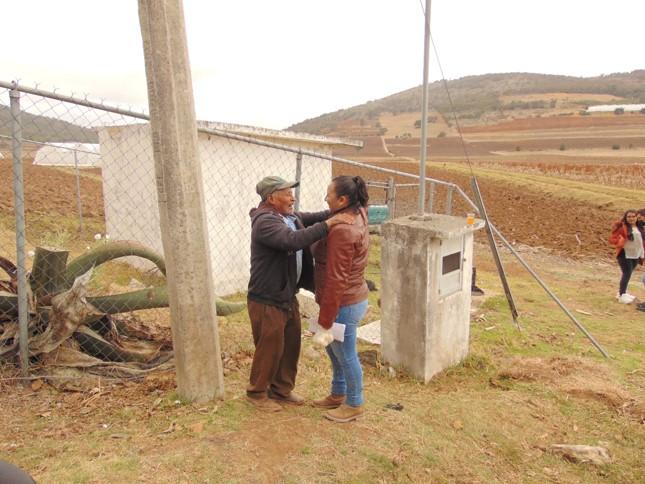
302, 346, 322, 360
550, 444, 611, 465
296, 289, 319, 320
358, 349, 380, 367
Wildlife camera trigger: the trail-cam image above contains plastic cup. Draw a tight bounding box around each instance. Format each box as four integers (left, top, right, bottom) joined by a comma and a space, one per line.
466, 213, 475, 225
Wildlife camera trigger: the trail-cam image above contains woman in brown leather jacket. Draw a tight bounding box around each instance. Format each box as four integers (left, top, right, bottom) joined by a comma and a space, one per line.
311, 175, 370, 422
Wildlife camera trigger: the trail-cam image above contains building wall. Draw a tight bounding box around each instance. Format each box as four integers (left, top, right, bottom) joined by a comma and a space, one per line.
33, 143, 101, 166
98, 124, 332, 296
587, 104, 645, 112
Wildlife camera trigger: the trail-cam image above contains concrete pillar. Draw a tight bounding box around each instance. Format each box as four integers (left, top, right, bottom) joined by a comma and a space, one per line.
138, 0, 224, 402
380, 214, 483, 382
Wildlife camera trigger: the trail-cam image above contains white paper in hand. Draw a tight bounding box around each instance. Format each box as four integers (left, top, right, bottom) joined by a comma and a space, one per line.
308, 320, 346, 343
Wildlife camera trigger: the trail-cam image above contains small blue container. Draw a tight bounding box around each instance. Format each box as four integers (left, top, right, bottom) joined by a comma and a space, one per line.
367, 205, 390, 225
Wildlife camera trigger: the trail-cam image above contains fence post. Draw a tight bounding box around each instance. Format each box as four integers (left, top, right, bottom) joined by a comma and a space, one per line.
427, 181, 435, 213
445, 185, 454, 215
10, 85, 29, 377
73, 150, 84, 232
386, 177, 396, 219
294, 150, 303, 211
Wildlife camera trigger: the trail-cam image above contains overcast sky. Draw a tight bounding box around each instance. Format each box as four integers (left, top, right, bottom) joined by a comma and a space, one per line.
2, 0, 644, 129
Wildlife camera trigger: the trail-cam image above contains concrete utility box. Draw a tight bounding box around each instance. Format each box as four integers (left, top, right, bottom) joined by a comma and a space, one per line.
380, 214, 484, 382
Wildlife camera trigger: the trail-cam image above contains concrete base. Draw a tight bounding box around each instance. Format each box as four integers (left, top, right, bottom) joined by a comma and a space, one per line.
380, 214, 483, 382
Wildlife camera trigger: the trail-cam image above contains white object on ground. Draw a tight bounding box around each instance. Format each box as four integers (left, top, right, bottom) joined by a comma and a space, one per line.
356, 320, 381, 345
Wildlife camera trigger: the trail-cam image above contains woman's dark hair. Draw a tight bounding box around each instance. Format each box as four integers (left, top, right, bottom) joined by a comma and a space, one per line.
622, 209, 637, 240
332, 175, 369, 209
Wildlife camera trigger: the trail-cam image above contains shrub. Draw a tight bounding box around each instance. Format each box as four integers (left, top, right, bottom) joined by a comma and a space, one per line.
614, 107, 625, 115
515, 146, 521, 151
437, 131, 446, 138
612, 144, 620, 150
559, 144, 566, 151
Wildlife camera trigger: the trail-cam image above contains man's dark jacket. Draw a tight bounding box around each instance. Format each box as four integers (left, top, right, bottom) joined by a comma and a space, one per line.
248, 204, 330, 310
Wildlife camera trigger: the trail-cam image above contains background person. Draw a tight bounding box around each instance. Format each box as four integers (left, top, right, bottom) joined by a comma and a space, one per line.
311, 175, 370, 423
609, 209, 644, 304
246, 176, 353, 412
637, 209, 645, 311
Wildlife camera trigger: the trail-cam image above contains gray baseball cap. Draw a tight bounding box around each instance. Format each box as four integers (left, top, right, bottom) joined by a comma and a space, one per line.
256, 176, 299, 200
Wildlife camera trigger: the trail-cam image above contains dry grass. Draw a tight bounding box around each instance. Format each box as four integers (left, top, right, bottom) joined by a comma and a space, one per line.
431, 161, 645, 209
1, 239, 644, 483
378, 110, 455, 138
471, 160, 645, 190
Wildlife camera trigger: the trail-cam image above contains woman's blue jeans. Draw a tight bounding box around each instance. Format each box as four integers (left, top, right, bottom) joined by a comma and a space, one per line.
325, 299, 368, 407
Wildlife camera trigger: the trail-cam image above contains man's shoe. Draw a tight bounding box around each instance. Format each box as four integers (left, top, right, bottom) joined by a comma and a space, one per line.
324, 403, 364, 423
246, 396, 282, 412
312, 394, 345, 409
267, 390, 305, 406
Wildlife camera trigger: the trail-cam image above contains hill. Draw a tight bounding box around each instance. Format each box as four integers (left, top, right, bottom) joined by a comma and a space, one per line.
289, 71, 645, 136
0, 104, 97, 143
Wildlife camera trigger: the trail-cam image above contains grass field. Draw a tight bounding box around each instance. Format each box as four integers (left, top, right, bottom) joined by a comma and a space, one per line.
1, 238, 644, 483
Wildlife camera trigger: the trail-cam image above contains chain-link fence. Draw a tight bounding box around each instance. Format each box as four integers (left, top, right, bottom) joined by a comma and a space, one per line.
0, 80, 476, 380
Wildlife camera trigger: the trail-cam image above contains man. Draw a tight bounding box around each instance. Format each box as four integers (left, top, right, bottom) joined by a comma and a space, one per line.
246, 176, 353, 411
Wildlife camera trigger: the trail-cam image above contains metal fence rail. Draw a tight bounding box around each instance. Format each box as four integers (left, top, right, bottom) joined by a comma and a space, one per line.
0, 80, 473, 378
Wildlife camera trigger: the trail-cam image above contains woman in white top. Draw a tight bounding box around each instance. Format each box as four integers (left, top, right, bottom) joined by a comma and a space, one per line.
609, 210, 645, 304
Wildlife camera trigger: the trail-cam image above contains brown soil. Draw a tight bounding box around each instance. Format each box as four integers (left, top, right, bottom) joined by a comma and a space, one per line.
0, 159, 104, 218
333, 159, 618, 260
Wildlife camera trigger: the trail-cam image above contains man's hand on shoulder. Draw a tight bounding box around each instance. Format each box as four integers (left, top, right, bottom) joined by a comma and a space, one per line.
325, 212, 355, 229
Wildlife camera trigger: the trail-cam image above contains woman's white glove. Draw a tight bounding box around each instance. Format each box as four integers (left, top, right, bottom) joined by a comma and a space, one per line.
312, 328, 334, 347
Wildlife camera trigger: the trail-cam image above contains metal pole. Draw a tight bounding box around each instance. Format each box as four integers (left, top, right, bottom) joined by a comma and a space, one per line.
445, 185, 453, 215
455, 185, 609, 358
10, 85, 29, 376
470, 178, 520, 329
386, 177, 396, 219
294, 151, 303, 211
417, 0, 431, 215
73, 150, 84, 232
490, 223, 609, 358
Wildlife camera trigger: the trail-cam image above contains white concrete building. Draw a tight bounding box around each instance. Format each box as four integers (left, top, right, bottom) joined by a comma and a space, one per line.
587, 104, 645, 113
33, 142, 101, 167
97, 122, 361, 296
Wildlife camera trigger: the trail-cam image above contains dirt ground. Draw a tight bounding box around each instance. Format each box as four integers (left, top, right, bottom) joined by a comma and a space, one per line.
1, 242, 644, 483
0, 159, 103, 218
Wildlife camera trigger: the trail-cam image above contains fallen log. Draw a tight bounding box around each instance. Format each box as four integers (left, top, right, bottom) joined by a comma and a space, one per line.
0, 240, 245, 373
